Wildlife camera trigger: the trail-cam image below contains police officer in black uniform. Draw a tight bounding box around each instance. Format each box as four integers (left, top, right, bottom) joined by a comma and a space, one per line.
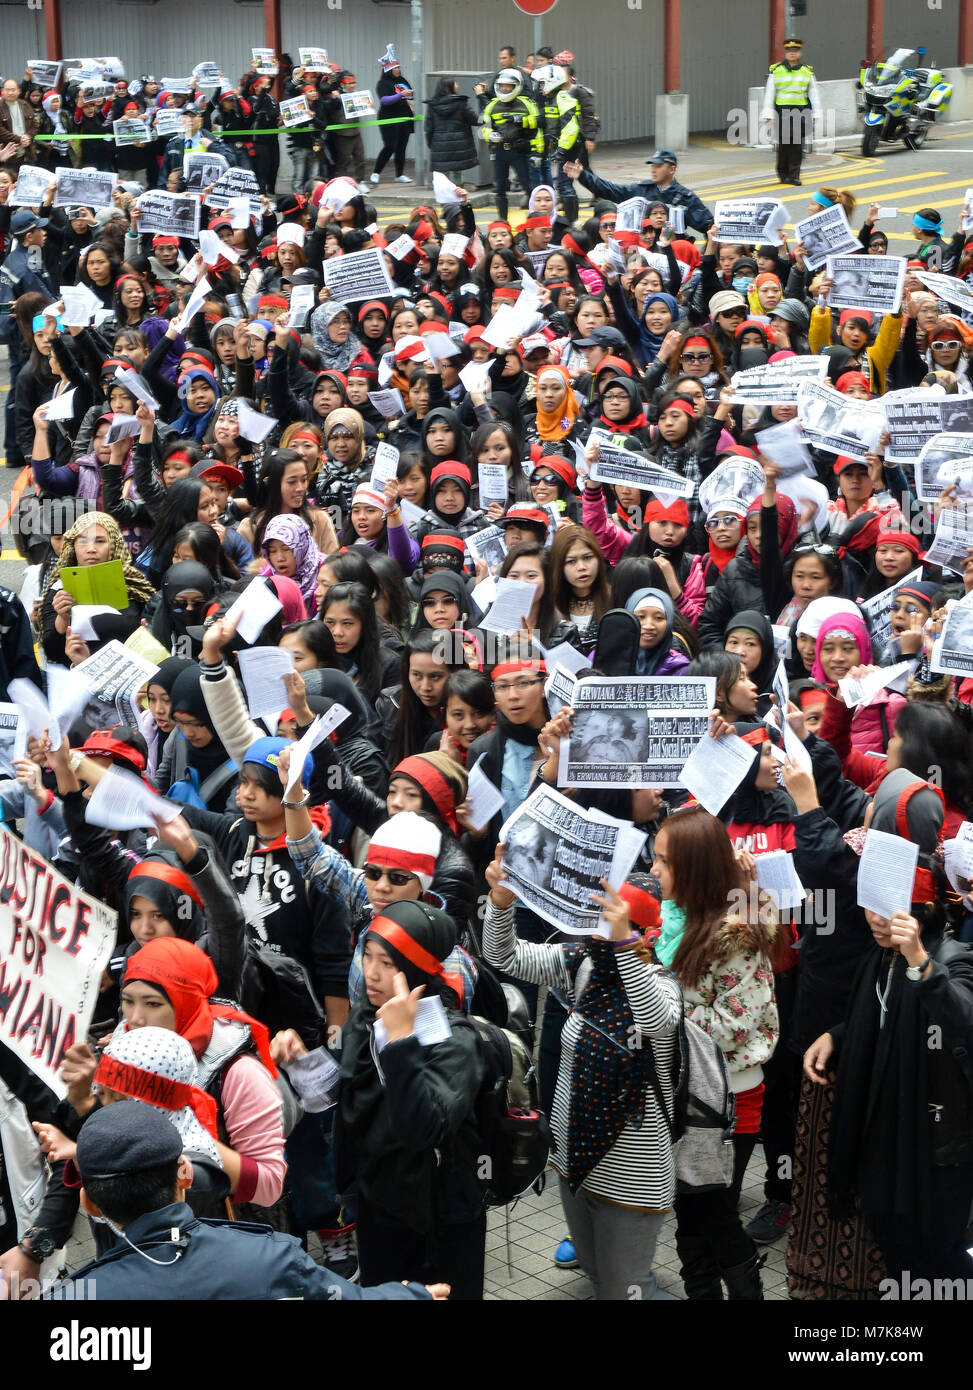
48, 1103, 444, 1301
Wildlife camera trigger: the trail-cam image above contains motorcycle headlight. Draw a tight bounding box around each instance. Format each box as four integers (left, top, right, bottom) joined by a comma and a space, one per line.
865, 83, 893, 97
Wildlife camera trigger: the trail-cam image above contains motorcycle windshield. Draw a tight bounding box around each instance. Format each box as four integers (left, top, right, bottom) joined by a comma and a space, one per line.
865, 49, 919, 87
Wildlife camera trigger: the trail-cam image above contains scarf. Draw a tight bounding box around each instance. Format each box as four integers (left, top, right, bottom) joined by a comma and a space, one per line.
310, 301, 362, 371
534, 366, 582, 441
42, 95, 69, 153
654, 900, 686, 969
261, 513, 323, 613
44, 509, 157, 606
640, 292, 680, 362
811, 611, 872, 683
745, 493, 798, 566
707, 535, 737, 574
563, 936, 659, 1192
626, 586, 677, 676
168, 665, 233, 784
170, 368, 219, 442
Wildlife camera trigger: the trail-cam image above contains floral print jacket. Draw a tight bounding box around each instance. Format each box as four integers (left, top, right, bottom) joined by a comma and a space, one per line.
681, 914, 779, 1087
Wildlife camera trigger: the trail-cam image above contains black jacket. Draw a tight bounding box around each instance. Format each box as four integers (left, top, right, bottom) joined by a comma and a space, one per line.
424, 93, 479, 172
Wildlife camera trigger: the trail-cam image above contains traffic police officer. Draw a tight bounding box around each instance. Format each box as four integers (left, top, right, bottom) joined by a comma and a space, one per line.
480, 70, 543, 223
761, 38, 820, 185
47, 1102, 441, 1301
535, 64, 583, 222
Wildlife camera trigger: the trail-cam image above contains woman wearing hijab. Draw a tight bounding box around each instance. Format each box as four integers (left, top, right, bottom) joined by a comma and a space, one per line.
140, 656, 195, 779
40, 510, 157, 667
607, 286, 682, 370
148, 561, 218, 660
624, 588, 691, 676
524, 365, 588, 450
169, 367, 220, 443
156, 664, 240, 810
804, 768, 973, 1291
723, 609, 778, 714
261, 514, 324, 618
312, 408, 372, 518
310, 301, 362, 373
811, 610, 903, 755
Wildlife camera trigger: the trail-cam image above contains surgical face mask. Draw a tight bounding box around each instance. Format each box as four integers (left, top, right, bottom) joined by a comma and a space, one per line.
732, 276, 752, 295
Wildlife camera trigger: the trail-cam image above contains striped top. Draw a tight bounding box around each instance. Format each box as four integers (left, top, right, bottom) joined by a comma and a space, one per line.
484, 899, 681, 1210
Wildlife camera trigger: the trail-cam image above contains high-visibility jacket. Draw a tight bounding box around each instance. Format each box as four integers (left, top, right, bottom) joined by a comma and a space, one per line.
481, 95, 543, 154
541, 88, 581, 153
761, 62, 821, 120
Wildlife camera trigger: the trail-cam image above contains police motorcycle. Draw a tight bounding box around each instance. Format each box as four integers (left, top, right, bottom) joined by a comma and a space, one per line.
857, 47, 952, 156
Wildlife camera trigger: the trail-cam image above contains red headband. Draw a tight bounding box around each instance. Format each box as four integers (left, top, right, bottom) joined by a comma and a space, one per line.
524, 215, 550, 230
491, 660, 546, 681
644, 498, 690, 526
422, 533, 466, 554
876, 529, 922, 557
80, 732, 146, 775
431, 461, 471, 488
164, 449, 193, 468
289, 428, 321, 447
368, 916, 464, 1005
95, 1055, 219, 1139
797, 687, 827, 709
488, 221, 512, 232
395, 756, 460, 834
357, 300, 388, 321
741, 728, 769, 747
127, 861, 204, 910
665, 398, 696, 417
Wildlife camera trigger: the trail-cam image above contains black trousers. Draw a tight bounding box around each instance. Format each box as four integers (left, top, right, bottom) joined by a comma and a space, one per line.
356, 1197, 487, 1300
253, 139, 281, 195
774, 105, 809, 182
760, 968, 801, 1204
373, 125, 411, 177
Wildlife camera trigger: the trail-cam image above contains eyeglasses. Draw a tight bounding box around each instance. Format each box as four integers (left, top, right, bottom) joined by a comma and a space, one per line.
932, 339, 962, 351
493, 678, 543, 695
681, 352, 712, 363
363, 864, 417, 887
704, 514, 741, 530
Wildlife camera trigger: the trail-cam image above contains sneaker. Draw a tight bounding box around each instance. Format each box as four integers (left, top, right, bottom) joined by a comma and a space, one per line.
745, 1199, 792, 1245
369, 172, 380, 184
554, 1235, 579, 1269
357, 181, 371, 195
316, 1222, 359, 1282
394, 174, 413, 184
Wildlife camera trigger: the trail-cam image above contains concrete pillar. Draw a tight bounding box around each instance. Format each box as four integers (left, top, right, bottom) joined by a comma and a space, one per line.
866, 0, 884, 64
663, 0, 681, 91
655, 92, 689, 152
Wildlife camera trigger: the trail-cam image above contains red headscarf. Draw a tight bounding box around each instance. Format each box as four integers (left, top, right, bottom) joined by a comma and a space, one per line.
745, 492, 797, 565
267, 574, 309, 625
124, 938, 277, 1076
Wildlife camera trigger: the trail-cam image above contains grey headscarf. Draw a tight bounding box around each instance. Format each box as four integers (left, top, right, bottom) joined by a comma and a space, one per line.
310, 300, 362, 371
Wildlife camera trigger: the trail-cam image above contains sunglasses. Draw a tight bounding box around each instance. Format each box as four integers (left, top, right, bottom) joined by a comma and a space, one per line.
932, 339, 962, 351
719, 309, 747, 319
363, 864, 417, 887
533, 473, 559, 486
681, 352, 712, 363
704, 514, 742, 530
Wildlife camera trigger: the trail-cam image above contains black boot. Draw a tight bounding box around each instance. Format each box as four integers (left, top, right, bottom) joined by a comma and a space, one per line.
496, 192, 508, 221
562, 191, 579, 225
720, 1250, 765, 1300
676, 1235, 724, 1300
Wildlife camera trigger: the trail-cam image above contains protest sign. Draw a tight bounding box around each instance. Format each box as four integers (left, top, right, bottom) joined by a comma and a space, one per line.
883, 393, 973, 465
154, 109, 188, 139
299, 47, 329, 72
923, 507, 973, 572
714, 198, 787, 243
206, 167, 262, 217
465, 524, 508, 573
476, 465, 508, 509
499, 786, 646, 935
558, 676, 716, 788
616, 196, 647, 233
932, 595, 973, 677
112, 118, 149, 147
28, 60, 63, 90
10, 165, 52, 207
914, 270, 973, 316
0, 826, 117, 1098
159, 78, 193, 95
341, 90, 377, 119
0, 704, 19, 776
54, 167, 116, 210
322, 248, 394, 304
192, 61, 223, 87
525, 249, 554, 277
136, 191, 201, 240
280, 95, 312, 128
73, 641, 160, 731
252, 48, 278, 76
730, 355, 828, 406
183, 150, 228, 195
916, 432, 973, 502
588, 432, 694, 502
793, 204, 859, 270
860, 566, 923, 654
797, 379, 884, 459
825, 254, 905, 315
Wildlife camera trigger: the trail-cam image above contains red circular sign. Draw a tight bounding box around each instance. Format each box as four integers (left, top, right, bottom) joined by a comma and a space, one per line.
512, 0, 559, 13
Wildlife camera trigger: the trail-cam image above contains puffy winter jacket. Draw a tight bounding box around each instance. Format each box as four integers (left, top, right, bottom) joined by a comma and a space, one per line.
424, 92, 479, 172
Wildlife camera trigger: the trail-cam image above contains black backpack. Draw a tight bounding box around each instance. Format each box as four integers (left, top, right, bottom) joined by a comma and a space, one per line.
456, 985, 551, 1208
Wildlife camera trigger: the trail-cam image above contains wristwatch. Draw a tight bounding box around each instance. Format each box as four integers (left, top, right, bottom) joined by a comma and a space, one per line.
19, 1226, 56, 1263
906, 954, 931, 982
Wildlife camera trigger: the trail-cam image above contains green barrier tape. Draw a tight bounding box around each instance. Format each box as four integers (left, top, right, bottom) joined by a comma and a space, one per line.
34, 115, 423, 141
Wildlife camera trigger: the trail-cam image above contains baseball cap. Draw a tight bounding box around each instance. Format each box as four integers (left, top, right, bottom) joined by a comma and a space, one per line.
10, 209, 48, 236
75, 1100, 182, 1183
647, 148, 678, 166
574, 325, 627, 350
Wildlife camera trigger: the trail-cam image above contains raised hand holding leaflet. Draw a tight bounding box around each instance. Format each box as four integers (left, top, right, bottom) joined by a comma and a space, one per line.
458, 361, 490, 395
432, 171, 462, 204
857, 828, 918, 919
224, 577, 283, 644
9, 678, 59, 745
113, 368, 159, 412
85, 765, 181, 832
838, 661, 913, 708
285, 706, 350, 797
480, 578, 539, 634
754, 850, 806, 912
368, 388, 405, 419
104, 415, 140, 445
369, 442, 400, 495
680, 731, 757, 816
467, 755, 506, 832
287, 284, 316, 329
45, 390, 77, 423
283, 1047, 341, 1113
237, 647, 295, 727
237, 399, 277, 443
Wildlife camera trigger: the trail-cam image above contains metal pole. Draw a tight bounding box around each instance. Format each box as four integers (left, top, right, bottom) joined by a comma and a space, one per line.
45, 0, 63, 61
866, 0, 884, 64
769, 0, 785, 66
412, 0, 425, 185
264, 0, 282, 97
664, 0, 681, 92
534, 17, 542, 59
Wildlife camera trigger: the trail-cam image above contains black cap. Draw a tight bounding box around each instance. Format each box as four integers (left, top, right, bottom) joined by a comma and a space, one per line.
574, 325, 627, 349
76, 1100, 182, 1183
